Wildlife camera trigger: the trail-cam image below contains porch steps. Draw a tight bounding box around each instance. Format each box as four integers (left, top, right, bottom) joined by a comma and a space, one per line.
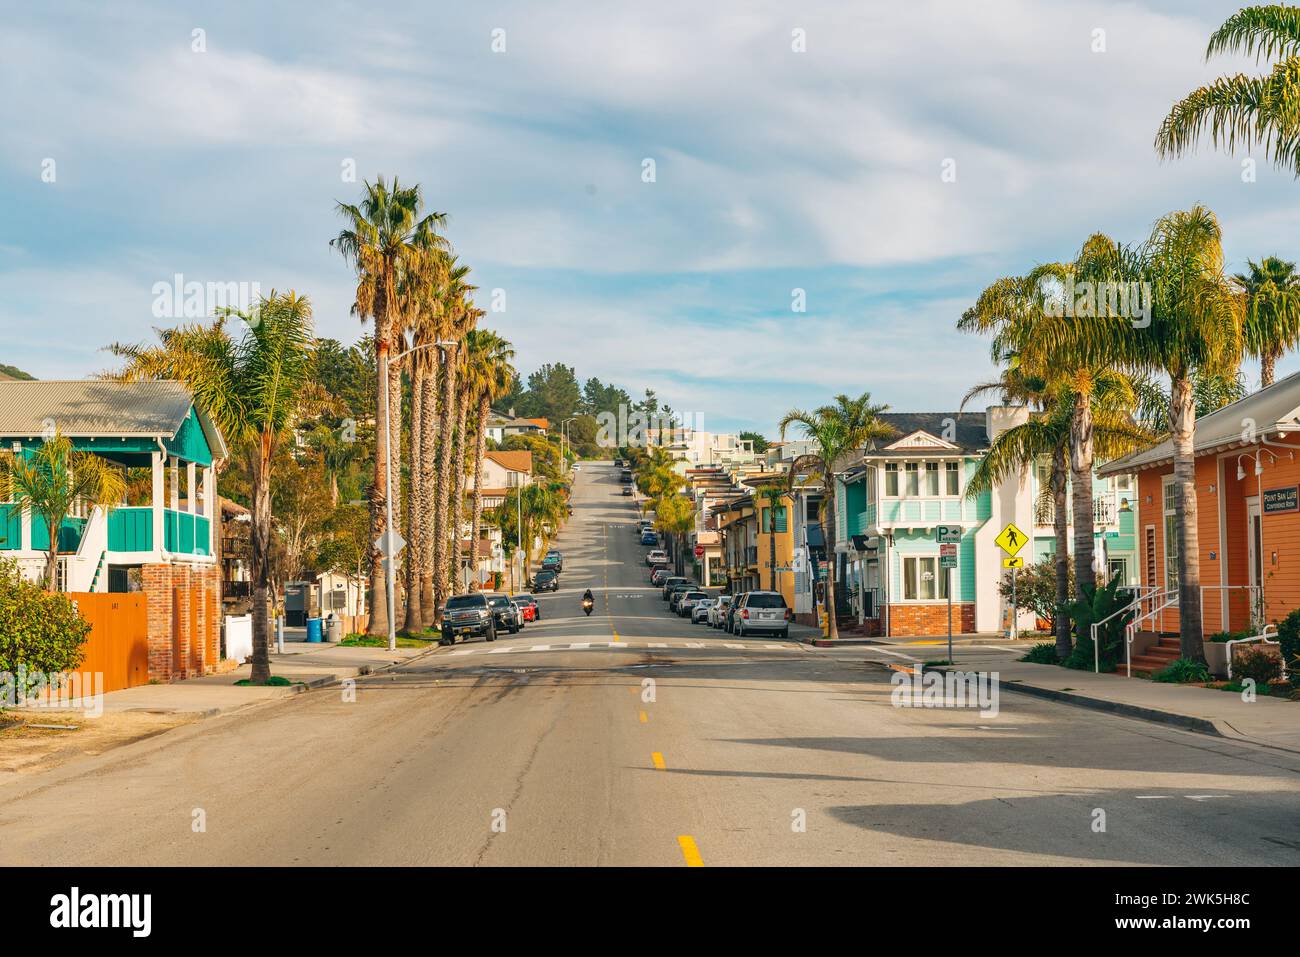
1129, 631, 1182, 677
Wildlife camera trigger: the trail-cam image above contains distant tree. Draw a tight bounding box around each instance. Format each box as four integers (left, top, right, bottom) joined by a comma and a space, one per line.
739, 430, 770, 454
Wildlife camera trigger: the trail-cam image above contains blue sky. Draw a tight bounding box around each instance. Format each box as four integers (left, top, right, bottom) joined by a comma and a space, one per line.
2, 0, 1299, 435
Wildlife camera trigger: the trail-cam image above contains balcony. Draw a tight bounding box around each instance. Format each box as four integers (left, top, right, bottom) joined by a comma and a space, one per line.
1034, 494, 1118, 527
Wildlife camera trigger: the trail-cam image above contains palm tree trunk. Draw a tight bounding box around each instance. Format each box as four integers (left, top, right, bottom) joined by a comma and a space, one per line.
1170, 375, 1204, 661
401, 362, 425, 634
469, 395, 490, 591
432, 345, 458, 615
418, 359, 439, 628
43, 517, 59, 590
366, 314, 391, 637
1070, 391, 1097, 630
1052, 445, 1072, 660
768, 499, 778, 591
1262, 348, 1278, 389
389, 353, 404, 621
249, 440, 274, 683
450, 392, 468, 593
822, 474, 839, 640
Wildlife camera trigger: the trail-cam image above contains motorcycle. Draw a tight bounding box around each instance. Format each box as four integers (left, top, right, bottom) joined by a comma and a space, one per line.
582, 596, 594, 616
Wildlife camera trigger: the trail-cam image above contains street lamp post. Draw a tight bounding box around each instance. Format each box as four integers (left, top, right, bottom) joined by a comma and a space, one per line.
379, 336, 455, 652
560, 414, 579, 470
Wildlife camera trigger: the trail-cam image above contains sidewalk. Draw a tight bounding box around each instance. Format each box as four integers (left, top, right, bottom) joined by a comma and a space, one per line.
932, 656, 1300, 755
19, 639, 433, 720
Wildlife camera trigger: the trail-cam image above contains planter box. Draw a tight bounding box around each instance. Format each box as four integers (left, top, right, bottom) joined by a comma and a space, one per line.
1204, 641, 1229, 678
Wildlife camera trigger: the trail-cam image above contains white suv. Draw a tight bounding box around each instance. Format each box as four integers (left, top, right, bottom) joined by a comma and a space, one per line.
733, 591, 791, 639
645, 549, 668, 566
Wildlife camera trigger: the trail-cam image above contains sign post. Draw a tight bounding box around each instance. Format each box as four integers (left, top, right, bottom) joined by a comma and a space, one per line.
995, 523, 1028, 640
937, 527, 960, 662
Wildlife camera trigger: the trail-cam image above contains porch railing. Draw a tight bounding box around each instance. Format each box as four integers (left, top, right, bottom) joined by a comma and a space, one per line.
1092, 586, 1178, 676
1035, 493, 1119, 527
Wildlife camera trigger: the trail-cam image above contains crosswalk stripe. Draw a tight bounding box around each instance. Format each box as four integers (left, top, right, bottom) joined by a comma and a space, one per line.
649, 642, 667, 648
530, 645, 550, 651
724, 643, 743, 649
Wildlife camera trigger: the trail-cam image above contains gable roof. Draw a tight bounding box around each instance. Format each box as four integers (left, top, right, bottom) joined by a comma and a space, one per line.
1098, 368, 1300, 476
486, 450, 532, 474
0, 379, 228, 460
866, 412, 989, 456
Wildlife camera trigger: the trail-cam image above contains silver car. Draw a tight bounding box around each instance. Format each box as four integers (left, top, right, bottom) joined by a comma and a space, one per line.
691, 597, 714, 624
733, 591, 791, 638
708, 595, 732, 628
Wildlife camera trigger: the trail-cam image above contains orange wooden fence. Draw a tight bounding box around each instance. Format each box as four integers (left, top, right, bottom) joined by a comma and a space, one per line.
69, 593, 149, 693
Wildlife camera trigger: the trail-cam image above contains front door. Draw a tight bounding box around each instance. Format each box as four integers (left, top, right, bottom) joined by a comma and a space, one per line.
1247, 497, 1263, 626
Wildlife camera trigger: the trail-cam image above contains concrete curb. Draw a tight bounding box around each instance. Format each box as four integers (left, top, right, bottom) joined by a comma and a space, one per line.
983, 676, 1224, 737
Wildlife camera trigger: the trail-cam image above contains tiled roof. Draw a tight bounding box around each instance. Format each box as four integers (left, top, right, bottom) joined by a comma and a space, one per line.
486, 450, 532, 473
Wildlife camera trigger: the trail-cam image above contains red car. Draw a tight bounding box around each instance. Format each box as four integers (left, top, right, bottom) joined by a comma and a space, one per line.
513, 595, 539, 622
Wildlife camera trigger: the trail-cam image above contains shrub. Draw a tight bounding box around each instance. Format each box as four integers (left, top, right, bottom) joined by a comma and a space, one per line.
0, 557, 91, 699
1207, 629, 1251, 644
1153, 657, 1211, 684
1276, 609, 1300, 688
997, 558, 1075, 630
1020, 641, 1059, 664
1062, 575, 1131, 671
1234, 647, 1282, 686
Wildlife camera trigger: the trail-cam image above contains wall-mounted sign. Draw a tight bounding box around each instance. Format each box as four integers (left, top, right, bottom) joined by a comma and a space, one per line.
1263, 485, 1298, 514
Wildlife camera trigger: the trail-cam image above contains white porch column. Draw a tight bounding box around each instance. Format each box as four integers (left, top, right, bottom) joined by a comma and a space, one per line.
187, 462, 197, 515
169, 457, 180, 512
152, 451, 165, 554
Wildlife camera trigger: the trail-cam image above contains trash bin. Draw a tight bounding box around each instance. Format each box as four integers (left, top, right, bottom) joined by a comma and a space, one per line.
306, 617, 323, 643
324, 618, 344, 642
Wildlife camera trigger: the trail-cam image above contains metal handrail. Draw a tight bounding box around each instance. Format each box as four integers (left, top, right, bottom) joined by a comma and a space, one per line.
1092, 587, 1178, 674
1223, 625, 1284, 682
1124, 594, 1180, 677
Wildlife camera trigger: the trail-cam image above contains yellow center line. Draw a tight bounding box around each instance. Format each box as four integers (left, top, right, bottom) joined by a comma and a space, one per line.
651, 751, 666, 770
677, 835, 704, 867
639, 710, 648, 723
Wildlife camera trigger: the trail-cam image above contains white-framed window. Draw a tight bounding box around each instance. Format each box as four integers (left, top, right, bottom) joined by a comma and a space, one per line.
884, 463, 898, 496
1162, 477, 1180, 590
924, 462, 940, 495
902, 554, 949, 601
945, 461, 960, 495
904, 462, 919, 496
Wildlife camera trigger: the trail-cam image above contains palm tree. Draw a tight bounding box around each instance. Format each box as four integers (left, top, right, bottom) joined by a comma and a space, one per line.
518, 481, 566, 580
332, 177, 447, 637
779, 393, 895, 640
108, 293, 319, 682
0, 433, 126, 589
462, 329, 516, 590
753, 483, 787, 591
1156, 6, 1300, 177
1233, 256, 1300, 387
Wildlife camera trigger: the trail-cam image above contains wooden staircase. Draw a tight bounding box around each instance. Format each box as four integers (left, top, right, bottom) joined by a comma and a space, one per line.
1128, 630, 1181, 677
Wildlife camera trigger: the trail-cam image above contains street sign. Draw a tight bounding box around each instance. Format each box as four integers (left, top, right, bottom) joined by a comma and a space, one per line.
375, 528, 406, 557
939, 542, 958, 569
936, 524, 961, 544
1002, 556, 1025, 569
994, 522, 1027, 557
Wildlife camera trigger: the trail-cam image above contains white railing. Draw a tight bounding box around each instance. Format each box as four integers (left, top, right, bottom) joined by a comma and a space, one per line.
1035, 493, 1119, 527
1224, 625, 1285, 682
1091, 586, 1178, 676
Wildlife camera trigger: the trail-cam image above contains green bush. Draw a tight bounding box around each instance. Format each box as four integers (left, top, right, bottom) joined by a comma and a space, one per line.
0, 557, 91, 700
1276, 609, 1300, 688
1234, 648, 1282, 686
1062, 575, 1131, 671
1207, 629, 1251, 643
1020, 641, 1059, 664
1153, 657, 1211, 684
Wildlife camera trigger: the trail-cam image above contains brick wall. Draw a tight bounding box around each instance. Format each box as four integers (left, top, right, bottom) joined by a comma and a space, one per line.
141, 562, 221, 682
886, 602, 975, 637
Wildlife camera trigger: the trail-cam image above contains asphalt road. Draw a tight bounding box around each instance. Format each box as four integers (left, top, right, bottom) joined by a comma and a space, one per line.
2, 460, 1298, 866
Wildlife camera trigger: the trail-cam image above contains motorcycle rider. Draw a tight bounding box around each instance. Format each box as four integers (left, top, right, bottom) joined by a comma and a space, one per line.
582, 588, 595, 616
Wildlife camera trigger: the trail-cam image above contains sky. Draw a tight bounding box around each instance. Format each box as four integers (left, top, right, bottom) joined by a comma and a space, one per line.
2, 0, 1298, 436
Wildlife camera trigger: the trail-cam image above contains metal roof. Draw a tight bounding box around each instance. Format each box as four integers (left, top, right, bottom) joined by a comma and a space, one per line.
0, 379, 227, 459
1097, 369, 1300, 476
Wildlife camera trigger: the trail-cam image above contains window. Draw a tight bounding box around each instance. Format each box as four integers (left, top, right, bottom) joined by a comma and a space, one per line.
1107, 557, 1128, 585
902, 555, 949, 601
945, 462, 960, 495
885, 463, 899, 496
925, 462, 940, 495
904, 462, 919, 496
1162, 479, 1180, 590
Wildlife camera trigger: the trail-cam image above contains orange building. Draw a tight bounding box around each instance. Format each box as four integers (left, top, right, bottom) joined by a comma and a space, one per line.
1098, 373, 1300, 640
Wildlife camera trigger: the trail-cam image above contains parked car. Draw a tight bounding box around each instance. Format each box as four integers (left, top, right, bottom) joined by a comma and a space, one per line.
661, 576, 689, 600
640, 531, 659, 546
645, 549, 667, 566
650, 567, 672, 586
732, 590, 792, 638
622, 486, 633, 496
440, 592, 496, 645
532, 569, 560, 592
724, 592, 747, 632
486, 593, 522, 634
514, 595, 539, 622
691, 598, 715, 624
667, 582, 698, 613
676, 591, 707, 618
708, 594, 732, 627
542, 551, 563, 572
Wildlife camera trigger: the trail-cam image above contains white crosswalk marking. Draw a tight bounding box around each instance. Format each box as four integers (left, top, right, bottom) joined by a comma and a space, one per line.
685, 643, 705, 648
569, 643, 590, 650
488, 646, 514, 654
449, 650, 474, 656
724, 643, 743, 649
530, 645, 550, 651
649, 642, 667, 648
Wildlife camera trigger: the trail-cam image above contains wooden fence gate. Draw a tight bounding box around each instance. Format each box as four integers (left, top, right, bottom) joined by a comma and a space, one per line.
69, 592, 149, 693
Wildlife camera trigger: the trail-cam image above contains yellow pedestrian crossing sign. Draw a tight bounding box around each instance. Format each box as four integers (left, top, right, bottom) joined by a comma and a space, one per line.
994, 522, 1027, 557
1003, 556, 1025, 569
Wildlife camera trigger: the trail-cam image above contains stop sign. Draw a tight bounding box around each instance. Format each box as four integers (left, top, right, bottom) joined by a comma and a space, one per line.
694, 545, 705, 558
